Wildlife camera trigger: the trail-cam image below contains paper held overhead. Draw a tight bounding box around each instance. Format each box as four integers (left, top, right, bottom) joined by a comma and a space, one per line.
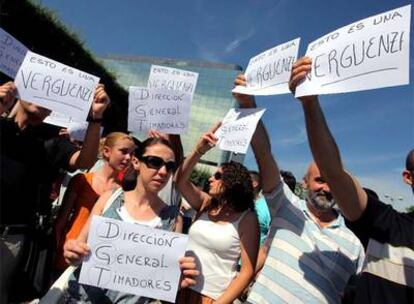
14, 51, 100, 122
232, 38, 300, 96
295, 4, 411, 97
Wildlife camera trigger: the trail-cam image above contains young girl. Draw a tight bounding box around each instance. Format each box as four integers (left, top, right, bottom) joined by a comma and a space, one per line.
63, 137, 197, 303
53, 132, 135, 273
175, 124, 260, 304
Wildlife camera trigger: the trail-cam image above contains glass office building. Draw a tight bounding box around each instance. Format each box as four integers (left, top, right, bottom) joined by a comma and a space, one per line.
101, 55, 243, 170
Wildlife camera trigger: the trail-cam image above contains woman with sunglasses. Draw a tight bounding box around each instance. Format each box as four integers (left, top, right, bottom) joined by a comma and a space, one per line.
63, 137, 198, 303
175, 124, 260, 304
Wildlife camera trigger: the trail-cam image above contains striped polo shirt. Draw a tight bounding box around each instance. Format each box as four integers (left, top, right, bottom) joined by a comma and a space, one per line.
247, 182, 365, 304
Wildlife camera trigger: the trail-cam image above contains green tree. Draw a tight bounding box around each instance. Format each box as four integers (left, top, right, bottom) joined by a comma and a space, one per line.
190, 168, 211, 190
406, 205, 414, 213
294, 182, 306, 199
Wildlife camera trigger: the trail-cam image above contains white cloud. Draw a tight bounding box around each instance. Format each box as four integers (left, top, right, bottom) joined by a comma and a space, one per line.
224, 29, 255, 54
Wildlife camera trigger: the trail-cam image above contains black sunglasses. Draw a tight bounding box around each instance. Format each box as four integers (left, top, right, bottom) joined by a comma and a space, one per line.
213, 172, 222, 180
139, 155, 177, 172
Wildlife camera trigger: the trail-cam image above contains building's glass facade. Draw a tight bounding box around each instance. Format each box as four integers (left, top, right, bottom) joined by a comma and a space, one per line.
101, 55, 243, 169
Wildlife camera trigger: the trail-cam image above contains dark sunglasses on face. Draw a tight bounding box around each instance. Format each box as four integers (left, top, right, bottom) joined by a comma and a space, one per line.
139, 155, 177, 172
213, 172, 222, 180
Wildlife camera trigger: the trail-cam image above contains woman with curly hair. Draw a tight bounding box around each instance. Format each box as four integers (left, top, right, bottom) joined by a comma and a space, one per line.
175, 123, 260, 304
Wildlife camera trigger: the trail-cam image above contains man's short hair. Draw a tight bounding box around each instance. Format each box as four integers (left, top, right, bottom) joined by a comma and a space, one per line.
281, 170, 296, 192
405, 149, 414, 171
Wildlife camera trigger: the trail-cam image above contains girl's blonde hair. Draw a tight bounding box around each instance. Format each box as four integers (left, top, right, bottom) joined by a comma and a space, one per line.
100, 132, 134, 160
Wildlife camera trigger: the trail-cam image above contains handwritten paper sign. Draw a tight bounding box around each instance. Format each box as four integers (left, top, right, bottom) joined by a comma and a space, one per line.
128, 86, 192, 134
0, 27, 28, 78
232, 38, 300, 96
296, 4, 411, 97
44, 111, 103, 142
147, 65, 199, 96
14, 51, 100, 122
215, 108, 266, 154
79, 216, 188, 302
44, 111, 82, 127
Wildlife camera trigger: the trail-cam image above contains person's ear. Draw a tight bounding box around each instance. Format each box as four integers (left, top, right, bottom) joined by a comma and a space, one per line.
102, 146, 111, 160
251, 179, 259, 190
131, 156, 140, 171
302, 178, 309, 190
402, 170, 413, 186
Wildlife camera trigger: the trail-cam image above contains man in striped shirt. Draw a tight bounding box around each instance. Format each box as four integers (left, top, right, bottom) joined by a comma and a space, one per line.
289, 57, 414, 304
232, 75, 365, 304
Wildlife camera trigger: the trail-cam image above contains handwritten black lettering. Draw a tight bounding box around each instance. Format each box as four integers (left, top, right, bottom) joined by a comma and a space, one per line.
221, 123, 248, 135
311, 31, 404, 80
373, 11, 403, 26
149, 121, 186, 130
95, 244, 114, 265
149, 106, 182, 116
19, 69, 93, 102
348, 22, 365, 34
99, 221, 120, 239
93, 266, 111, 286
122, 231, 179, 247
112, 273, 172, 291
133, 88, 150, 100
310, 32, 340, 51
135, 104, 147, 117
149, 79, 194, 93
224, 138, 248, 147
250, 56, 295, 87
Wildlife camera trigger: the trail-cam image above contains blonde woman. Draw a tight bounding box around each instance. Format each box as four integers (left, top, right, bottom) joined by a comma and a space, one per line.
53, 132, 135, 273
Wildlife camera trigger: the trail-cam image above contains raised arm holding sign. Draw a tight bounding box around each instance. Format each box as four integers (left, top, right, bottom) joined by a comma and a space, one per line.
290, 56, 414, 304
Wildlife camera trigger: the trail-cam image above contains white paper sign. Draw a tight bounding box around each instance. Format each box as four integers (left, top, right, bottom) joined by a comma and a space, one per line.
79, 216, 188, 302
128, 86, 192, 134
44, 111, 103, 142
14, 51, 100, 122
147, 65, 198, 96
44, 111, 81, 127
0, 27, 28, 78
232, 38, 300, 96
296, 4, 411, 97
215, 108, 266, 154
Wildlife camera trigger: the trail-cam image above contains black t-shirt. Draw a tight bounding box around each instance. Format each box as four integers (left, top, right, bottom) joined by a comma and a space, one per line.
0, 118, 78, 225
347, 194, 414, 304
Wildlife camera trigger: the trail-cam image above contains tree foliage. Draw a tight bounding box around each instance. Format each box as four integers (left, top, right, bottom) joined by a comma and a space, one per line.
0, 0, 128, 133
190, 167, 211, 191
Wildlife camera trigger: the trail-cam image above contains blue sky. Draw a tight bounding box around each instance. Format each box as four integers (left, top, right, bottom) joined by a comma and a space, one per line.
35, 0, 413, 210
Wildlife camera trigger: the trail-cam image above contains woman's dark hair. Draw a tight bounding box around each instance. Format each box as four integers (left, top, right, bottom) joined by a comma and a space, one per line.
212, 161, 255, 212
121, 137, 175, 191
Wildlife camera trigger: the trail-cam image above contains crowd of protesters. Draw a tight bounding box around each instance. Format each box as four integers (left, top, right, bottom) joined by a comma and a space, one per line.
0, 56, 413, 304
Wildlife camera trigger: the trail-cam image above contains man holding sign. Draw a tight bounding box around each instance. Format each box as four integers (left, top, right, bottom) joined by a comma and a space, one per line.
0, 81, 110, 302
290, 56, 414, 304
232, 75, 365, 304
